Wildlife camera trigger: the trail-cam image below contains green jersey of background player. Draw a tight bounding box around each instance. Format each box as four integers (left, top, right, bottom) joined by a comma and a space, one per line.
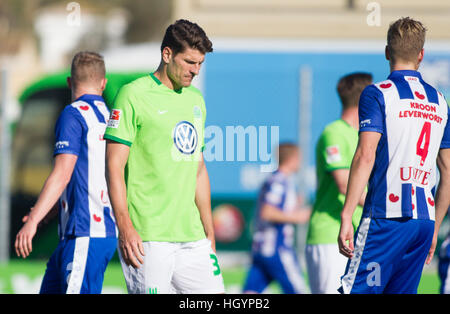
305, 73, 372, 294
104, 19, 225, 294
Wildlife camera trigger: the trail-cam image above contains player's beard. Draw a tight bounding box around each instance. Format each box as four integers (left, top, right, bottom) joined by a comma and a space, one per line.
183, 75, 194, 87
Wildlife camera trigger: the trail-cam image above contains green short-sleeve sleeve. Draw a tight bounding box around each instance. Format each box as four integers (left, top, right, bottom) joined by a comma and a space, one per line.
104, 85, 137, 146
318, 128, 352, 171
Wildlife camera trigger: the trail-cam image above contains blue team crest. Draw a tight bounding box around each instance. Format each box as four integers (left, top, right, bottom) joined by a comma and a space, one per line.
173, 121, 198, 154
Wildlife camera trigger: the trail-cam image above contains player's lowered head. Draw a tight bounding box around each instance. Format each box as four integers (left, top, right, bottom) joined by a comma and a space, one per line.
67, 51, 107, 101
337, 72, 373, 129
156, 19, 213, 90
385, 17, 427, 72
277, 143, 301, 175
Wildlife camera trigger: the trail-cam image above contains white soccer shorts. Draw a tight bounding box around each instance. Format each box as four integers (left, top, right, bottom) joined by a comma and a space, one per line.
119, 238, 225, 294
305, 244, 349, 294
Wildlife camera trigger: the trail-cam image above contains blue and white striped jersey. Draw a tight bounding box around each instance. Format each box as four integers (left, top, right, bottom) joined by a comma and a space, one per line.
252, 171, 297, 256
359, 70, 450, 220
54, 94, 117, 239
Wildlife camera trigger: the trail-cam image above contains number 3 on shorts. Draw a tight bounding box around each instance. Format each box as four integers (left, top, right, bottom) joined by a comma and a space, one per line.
210, 254, 221, 276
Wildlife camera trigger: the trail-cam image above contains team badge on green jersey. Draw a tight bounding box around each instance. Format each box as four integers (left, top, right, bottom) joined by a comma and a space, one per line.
193, 106, 202, 119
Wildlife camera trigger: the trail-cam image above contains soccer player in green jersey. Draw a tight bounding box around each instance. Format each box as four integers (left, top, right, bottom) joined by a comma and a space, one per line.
305, 73, 372, 294
104, 19, 224, 294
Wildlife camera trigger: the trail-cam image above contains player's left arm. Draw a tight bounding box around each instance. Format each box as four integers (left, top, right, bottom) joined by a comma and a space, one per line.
195, 153, 216, 252
338, 131, 381, 258
426, 148, 450, 264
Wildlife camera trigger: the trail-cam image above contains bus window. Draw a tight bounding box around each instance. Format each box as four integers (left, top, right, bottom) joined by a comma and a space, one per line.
11, 88, 70, 198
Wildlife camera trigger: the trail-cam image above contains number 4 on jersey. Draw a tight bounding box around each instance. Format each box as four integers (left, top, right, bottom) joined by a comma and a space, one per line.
416, 122, 431, 166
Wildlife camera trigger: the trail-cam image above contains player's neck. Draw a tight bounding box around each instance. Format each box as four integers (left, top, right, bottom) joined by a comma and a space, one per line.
154, 66, 182, 91
390, 62, 420, 73
341, 107, 359, 130
71, 88, 102, 102
278, 165, 293, 176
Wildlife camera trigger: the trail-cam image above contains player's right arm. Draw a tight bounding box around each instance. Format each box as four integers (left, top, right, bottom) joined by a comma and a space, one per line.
15, 154, 77, 258
15, 106, 82, 258
106, 140, 144, 269
338, 132, 380, 258
338, 85, 383, 258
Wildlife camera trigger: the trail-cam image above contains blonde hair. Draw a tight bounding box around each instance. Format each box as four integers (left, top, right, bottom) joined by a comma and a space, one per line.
387, 17, 427, 64
70, 51, 105, 87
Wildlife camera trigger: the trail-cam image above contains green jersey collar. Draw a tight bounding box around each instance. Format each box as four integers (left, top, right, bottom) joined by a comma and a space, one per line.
150, 72, 183, 94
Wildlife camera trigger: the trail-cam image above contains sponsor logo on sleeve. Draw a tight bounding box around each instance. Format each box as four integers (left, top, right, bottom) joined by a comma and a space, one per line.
360, 119, 371, 128
326, 145, 342, 164
55, 141, 70, 149
107, 109, 121, 128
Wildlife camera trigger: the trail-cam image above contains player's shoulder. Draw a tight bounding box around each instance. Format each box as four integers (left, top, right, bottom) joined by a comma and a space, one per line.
113, 75, 152, 109
122, 75, 153, 92
320, 119, 348, 140
184, 85, 205, 101
61, 102, 84, 118
323, 119, 345, 132
427, 83, 448, 107
265, 171, 287, 187
56, 103, 85, 128
362, 81, 389, 96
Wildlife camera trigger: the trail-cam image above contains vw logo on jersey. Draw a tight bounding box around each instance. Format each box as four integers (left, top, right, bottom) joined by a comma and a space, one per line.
173, 121, 198, 154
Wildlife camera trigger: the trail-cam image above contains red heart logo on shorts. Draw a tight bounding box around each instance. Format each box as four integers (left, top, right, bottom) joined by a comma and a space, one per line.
428, 197, 435, 206
411, 187, 415, 195
380, 83, 392, 89
80, 105, 89, 111
93, 214, 102, 222
389, 193, 399, 202
415, 91, 425, 100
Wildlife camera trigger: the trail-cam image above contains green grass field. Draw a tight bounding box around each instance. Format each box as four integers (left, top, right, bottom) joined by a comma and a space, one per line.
0, 260, 441, 294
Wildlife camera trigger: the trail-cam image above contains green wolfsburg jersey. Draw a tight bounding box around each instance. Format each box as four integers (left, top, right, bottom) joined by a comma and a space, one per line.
104, 73, 207, 242
306, 119, 363, 245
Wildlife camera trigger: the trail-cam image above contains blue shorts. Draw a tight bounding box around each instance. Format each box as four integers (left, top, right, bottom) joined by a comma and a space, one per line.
243, 247, 306, 294
438, 237, 450, 294
340, 217, 434, 294
40, 236, 117, 294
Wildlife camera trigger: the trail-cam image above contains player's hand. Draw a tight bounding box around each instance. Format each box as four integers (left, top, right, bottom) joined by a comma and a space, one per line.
425, 232, 438, 265
338, 217, 354, 258
15, 217, 38, 258
118, 226, 145, 269
293, 209, 311, 224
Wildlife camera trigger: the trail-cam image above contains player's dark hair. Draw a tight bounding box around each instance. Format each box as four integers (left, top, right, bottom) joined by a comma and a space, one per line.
71, 51, 105, 87
337, 72, 373, 109
278, 143, 300, 166
161, 19, 213, 55
387, 17, 426, 64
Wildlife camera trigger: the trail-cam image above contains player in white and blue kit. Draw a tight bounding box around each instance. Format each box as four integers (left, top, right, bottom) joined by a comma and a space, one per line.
15, 51, 117, 294
243, 144, 310, 294
338, 18, 450, 294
